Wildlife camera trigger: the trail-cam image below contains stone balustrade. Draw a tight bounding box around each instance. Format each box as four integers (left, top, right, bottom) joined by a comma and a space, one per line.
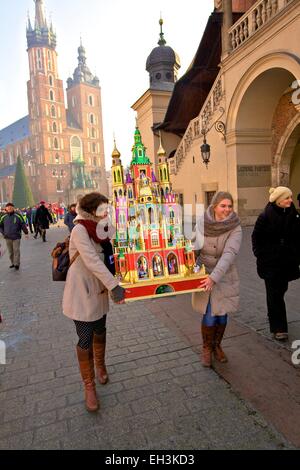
229, 0, 294, 51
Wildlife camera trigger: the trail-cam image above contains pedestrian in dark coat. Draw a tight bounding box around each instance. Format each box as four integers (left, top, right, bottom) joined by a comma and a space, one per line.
64, 204, 77, 232
0, 202, 29, 270
35, 201, 53, 242
252, 186, 300, 341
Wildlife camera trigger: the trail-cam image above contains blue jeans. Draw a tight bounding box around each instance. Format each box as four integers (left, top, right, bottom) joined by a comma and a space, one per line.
202, 301, 227, 327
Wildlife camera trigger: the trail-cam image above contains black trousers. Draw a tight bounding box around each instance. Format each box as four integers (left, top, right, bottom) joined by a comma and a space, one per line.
264, 279, 288, 333
74, 315, 107, 349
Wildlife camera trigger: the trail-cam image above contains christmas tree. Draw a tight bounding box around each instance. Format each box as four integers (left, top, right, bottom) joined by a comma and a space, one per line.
12, 156, 34, 208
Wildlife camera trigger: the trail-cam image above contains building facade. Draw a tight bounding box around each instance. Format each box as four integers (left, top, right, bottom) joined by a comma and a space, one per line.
135, 0, 300, 225
0, 0, 108, 206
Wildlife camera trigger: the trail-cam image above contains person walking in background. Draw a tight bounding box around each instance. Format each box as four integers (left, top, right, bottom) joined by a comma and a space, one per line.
32, 205, 41, 238
252, 187, 300, 341
297, 192, 300, 210
62, 192, 125, 412
35, 201, 53, 242
26, 207, 33, 234
192, 192, 242, 368
64, 204, 77, 232
0, 202, 29, 270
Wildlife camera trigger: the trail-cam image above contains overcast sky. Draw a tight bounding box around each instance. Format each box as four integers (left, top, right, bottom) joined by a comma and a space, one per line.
0, 0, 214, 167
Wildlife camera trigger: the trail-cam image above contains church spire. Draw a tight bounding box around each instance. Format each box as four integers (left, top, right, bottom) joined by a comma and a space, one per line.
158, 17, 166, 46
34, 0, 47, 30
27, 0, 56, 49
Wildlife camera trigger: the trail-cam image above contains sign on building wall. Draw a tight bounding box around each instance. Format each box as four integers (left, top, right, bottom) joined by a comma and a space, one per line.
237, 165, 271, 188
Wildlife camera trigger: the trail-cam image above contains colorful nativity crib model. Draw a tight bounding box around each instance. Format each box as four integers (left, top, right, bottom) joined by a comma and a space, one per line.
111, 126, 207, 302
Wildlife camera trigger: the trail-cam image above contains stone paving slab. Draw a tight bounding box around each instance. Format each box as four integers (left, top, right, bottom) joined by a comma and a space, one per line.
0, 226, 294, 450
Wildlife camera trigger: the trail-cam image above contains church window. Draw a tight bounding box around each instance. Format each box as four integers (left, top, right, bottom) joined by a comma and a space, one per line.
138, 149, 142, 157
114, 190, 117, 199
159, 169, 163, 180
50, 90, 54, 101
119, 189, 122, 196
155, 73, 161, 80
51, 105, 56, 117
166, 72, 172, 80
54, 137, 59, 149
117, 170, 121, 182
164, 168, 167, 180
88, 95, 94, 106
49, 75, 53, 86
91, 128, 96, 138
92, 143, 97, 153
166, 187, 169, 194
139, 209, 146, 224
148, 207, 155, 224
72, 96, 76, 107
70, 136, 82, 162
55, 154, 60, 164
151, 233, 159, 247
56, 179, 62, 192
36, 49, 42, 69
52, 170, 57, 177
90, 114, 95, 124
47, 51, 52, 70
52, 122, 57, 133
93, 157, 97, 167
113, 172, 116, 183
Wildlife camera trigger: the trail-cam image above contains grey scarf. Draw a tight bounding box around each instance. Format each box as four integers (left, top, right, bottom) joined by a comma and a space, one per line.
203, 205, 241, 237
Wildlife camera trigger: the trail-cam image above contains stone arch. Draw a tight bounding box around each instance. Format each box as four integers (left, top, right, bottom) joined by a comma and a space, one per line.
226, 52, 300, 221
274, 116, 300, 196
227, 52, 300, 132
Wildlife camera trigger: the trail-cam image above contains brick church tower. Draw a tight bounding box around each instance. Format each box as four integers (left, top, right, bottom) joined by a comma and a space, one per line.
24, 0, 108, 203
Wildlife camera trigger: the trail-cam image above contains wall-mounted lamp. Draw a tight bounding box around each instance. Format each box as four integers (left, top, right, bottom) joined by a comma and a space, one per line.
200, 107, 226, 168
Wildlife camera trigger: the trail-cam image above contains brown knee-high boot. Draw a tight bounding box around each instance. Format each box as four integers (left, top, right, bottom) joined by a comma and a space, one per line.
213, 324, 228, 363
93, 331, 109, 384
76, 346, 99, 412
201, 325, 215, 367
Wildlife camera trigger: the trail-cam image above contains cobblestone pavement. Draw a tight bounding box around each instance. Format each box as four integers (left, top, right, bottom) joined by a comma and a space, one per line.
0, 226, 295, 450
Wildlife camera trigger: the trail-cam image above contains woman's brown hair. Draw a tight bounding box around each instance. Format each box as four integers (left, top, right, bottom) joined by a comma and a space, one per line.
79, 192, 108, 214
211, 191, 233, 208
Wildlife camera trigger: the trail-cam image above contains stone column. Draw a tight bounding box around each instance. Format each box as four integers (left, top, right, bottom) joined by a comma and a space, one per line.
222, 0, 233, 58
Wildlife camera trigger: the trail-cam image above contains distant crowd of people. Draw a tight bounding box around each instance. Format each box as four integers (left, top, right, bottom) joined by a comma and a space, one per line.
0, 201, 77, 270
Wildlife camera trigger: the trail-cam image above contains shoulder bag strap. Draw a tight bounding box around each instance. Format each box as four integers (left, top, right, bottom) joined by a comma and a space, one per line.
69, 251, 80, 266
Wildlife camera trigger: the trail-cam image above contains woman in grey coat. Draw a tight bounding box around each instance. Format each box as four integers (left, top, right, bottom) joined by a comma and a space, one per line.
192, 192, 242, 367
63, 192, 125, 412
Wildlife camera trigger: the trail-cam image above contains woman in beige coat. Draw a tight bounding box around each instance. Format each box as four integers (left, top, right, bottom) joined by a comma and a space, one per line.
63, 192, 125, 412
192, 192, 242, 367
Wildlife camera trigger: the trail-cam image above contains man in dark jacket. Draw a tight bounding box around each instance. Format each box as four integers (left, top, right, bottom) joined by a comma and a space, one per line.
0, 203, 29, 270
35, 201, 53, 242
64, 204, 77, 232
252, 186, 300, 340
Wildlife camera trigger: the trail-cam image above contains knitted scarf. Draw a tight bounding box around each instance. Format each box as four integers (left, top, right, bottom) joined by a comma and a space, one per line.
76, 219, 108, 243
202, 205, 241, 237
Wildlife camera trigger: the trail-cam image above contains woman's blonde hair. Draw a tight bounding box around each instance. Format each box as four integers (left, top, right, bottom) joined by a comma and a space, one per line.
211, 191, 234, 208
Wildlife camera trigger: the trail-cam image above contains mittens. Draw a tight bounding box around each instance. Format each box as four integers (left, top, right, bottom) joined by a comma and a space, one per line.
110, 285, 125, 303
